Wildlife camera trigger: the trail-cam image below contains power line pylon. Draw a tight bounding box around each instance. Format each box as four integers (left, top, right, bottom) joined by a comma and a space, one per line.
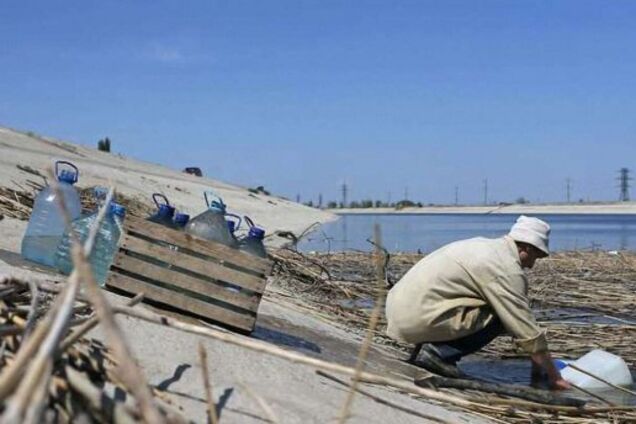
618, 168, 631, 202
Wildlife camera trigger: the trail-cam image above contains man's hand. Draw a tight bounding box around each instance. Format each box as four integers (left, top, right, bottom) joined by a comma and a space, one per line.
530, 351, 571, 391
550, 378, 572, 391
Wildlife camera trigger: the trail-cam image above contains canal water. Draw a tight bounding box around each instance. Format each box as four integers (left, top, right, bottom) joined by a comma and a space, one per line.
299, 213, 636, 253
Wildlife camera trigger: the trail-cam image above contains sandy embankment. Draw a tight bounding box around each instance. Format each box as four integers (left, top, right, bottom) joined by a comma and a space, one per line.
0, 127, 485, 423
0, 126, 337, 246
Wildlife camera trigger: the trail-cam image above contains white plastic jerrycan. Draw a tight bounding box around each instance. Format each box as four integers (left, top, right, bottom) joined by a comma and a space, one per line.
559, 349, 633, 389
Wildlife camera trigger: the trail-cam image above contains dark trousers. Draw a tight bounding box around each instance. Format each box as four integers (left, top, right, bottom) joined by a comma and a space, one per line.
430, 317, 505, 364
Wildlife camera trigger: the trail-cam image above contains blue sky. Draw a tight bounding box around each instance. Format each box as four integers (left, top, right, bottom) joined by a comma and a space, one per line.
1, 1, 635, 205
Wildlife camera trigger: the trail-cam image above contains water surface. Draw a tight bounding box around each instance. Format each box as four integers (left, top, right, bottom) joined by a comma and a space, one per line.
300, 213, 636, 253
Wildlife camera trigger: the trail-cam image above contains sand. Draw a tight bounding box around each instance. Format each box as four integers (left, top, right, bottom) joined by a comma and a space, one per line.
0, 127, 487, 423
0, 126, 336, 247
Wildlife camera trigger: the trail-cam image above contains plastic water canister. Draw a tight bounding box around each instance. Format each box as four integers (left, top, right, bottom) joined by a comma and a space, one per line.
185, 191, 236, 247
90, 203, 125, 286
21, 161, 82, 267
560, 349, 633, 389
56, 203, 125, 286
148, 193, 175, 227
239, 216, 267, 258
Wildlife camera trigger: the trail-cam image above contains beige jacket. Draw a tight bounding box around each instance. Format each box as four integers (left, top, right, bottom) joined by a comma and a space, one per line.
385, 236, 548, 353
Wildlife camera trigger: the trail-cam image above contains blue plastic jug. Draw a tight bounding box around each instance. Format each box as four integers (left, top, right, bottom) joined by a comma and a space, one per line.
185, 191, 237, 247
147, 193, 175, 227
56, 203, 126, 286
21, 161, 82, 267
239, 216, 267, 258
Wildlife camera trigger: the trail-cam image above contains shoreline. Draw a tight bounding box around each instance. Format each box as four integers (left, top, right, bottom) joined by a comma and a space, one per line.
329, 202, 636, 215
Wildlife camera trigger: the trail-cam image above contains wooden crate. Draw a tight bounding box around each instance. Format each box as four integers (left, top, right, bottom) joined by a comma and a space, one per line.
105, 216, 273, 333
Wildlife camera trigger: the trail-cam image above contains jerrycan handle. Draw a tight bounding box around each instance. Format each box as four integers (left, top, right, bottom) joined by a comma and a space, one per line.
226, 213, 242, 231
204, 190, 226, 209
152, 193, 171, 208
55, 160, 79, 184
244, 215, 255, 229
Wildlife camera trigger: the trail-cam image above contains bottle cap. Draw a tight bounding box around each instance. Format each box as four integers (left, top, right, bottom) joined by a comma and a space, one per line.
55, 161, 79, 185
174, 213, 190, 227
248, 227, 265, 240
58, 169, 78, 185
227, 220, 236, 233
208, 200, 226, 213
110, 203, 126, 218
158, 204, 175, 218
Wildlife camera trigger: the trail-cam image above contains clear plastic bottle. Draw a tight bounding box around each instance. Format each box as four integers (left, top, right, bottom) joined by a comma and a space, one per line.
55, 203, 126, 286
239, 216, 268, 258
185, 191, 237, 247
21, 161, 82, 267
147, 193, 175, 227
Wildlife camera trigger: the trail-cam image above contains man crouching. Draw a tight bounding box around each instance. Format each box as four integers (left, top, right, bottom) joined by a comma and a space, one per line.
385, 215, 570, 390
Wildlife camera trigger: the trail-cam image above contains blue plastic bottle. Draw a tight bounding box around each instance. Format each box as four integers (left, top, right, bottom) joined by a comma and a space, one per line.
147, 193, 175, 227
185, 191, 237, 247
239, 216, 268, 258
55, 203, 125, 286
21, 161, 82, 267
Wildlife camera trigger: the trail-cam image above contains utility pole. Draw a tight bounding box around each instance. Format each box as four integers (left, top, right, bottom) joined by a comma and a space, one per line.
454, 186, 459, 206
566, 178, 572, 203
618, 168, 631, 202
296, 194, 301, 203
341, 182, 348, 208
404, 186, 409, 201
483, 179, 488, 205
318, 193, 323, 209
387, 191, 392, 206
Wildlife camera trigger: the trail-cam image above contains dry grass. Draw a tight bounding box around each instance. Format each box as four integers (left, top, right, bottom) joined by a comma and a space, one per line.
270, 248, 636, 423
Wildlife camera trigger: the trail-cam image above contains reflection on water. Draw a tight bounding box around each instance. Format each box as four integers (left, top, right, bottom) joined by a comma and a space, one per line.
300, 213, 636, 253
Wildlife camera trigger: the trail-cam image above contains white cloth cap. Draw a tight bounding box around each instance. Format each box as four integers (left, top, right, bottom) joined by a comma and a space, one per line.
508, 215, 550, 255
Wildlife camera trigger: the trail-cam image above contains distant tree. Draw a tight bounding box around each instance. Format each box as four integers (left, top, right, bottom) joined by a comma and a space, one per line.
515, 197, 529, 204
374, 200, 383, 208
97, 137, 111, 152
395, 199, 417, 209
349, 201, 361, 208
304, 200, 314, 207
361, 199, 373, 208
327, 201, 338, 209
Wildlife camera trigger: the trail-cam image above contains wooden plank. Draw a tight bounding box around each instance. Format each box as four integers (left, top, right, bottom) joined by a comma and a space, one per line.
120, 235, 267, 294
124, 217, 272, 275
112, 254, 260, 313
106, 272, 255, 332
